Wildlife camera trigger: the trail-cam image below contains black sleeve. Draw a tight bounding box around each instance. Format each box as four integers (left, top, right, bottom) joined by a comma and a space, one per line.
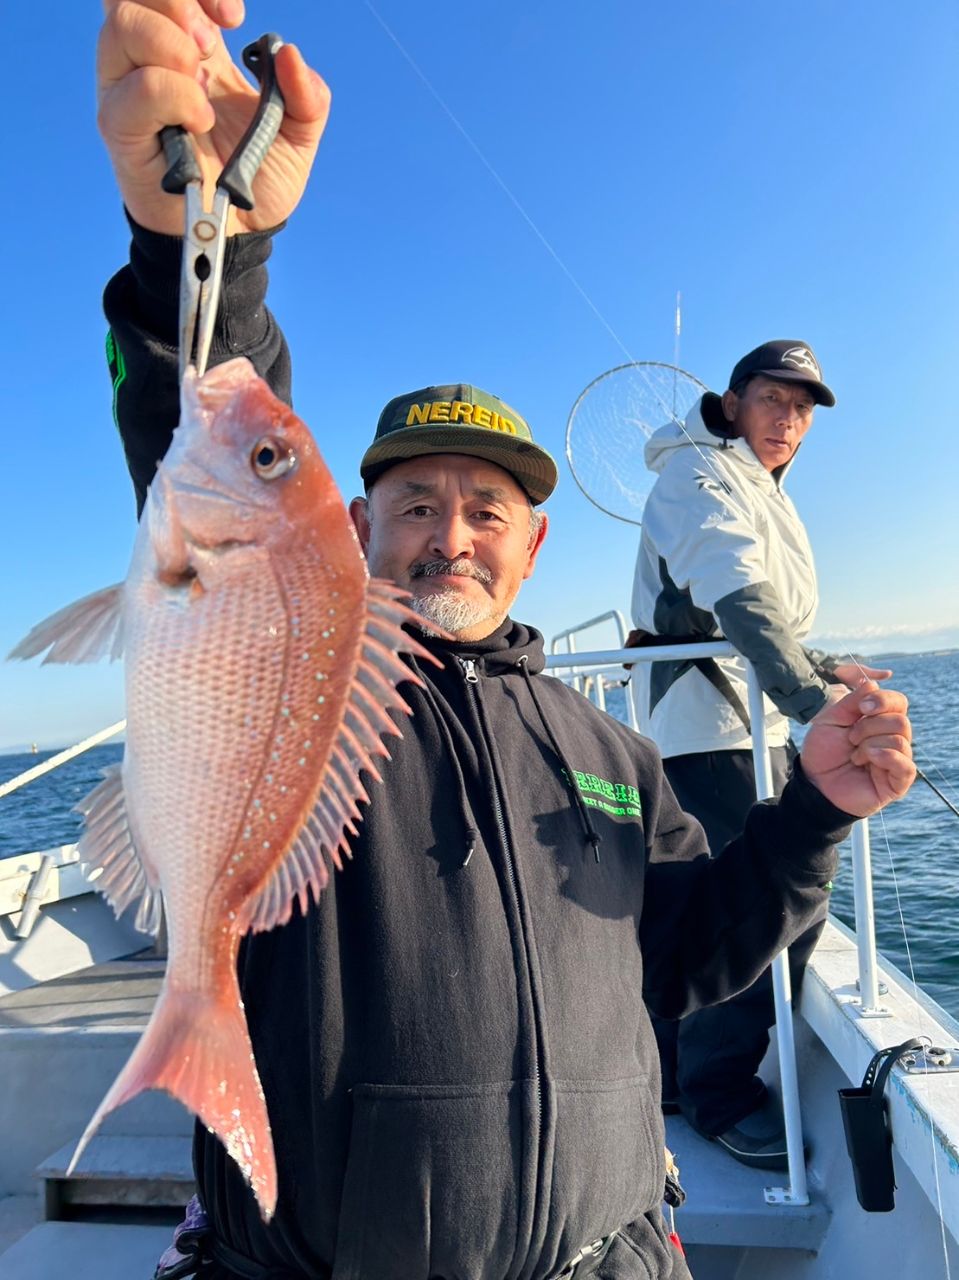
103, 213, 292, 515
640, 757, 847, 1019
713, 581, 831, 723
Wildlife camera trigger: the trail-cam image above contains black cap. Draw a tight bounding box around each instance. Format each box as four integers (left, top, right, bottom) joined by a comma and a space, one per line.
359, 383, 558, 505
727, 340, 835, 406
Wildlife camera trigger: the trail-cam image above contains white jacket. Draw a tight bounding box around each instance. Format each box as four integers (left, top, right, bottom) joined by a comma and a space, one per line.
630, 396, 830, 758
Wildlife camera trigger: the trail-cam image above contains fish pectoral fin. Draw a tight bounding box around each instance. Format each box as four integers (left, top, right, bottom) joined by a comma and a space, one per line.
8, 584, 124, 664
77, 764, 163, 936
245, 578, 439, 935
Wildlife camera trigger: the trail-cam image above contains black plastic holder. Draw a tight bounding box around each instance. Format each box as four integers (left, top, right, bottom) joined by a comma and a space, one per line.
838, 1036, 925, 1212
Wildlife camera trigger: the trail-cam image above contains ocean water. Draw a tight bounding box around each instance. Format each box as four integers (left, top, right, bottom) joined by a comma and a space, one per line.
1, 653, 957, 1019
609, 651, 959, 1020
824, 650, 959, 1022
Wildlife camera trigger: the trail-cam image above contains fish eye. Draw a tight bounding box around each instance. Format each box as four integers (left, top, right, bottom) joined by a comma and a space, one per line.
251, 437, 297, 480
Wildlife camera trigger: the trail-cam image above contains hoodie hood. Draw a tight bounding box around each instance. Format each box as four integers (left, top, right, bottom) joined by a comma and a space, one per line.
644, 393, 799, 487
414, 617, 547, 674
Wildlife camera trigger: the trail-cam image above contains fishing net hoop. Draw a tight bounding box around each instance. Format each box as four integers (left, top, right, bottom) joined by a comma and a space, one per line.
565, 361, 708, 526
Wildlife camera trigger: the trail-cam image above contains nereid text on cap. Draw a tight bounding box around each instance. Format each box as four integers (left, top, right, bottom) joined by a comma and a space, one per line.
406, 401, 518, 433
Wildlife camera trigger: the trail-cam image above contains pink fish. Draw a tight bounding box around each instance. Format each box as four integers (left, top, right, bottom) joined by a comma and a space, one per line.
10, 358, 440, 1219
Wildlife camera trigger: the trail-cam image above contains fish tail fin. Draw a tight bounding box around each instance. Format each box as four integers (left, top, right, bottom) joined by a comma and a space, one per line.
67, 986, 277, 1219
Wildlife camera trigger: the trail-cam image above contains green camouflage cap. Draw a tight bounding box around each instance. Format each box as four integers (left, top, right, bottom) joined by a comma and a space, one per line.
360, 384, 558, 505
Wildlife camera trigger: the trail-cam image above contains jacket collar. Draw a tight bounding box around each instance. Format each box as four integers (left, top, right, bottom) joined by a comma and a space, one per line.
644, 394, 799, 491
412, 618, 547, 675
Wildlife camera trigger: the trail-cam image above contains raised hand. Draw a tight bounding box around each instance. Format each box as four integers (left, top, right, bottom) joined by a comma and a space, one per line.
97, 0, 331, 235
830, 660, 893, 689
800, 682, 915, 818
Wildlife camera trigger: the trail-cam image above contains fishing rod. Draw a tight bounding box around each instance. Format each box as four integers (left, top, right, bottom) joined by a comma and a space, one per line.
915, 765, 959, 819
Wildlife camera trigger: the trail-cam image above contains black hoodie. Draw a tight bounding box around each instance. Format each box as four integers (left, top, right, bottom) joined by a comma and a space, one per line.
104, 222, 848, 1280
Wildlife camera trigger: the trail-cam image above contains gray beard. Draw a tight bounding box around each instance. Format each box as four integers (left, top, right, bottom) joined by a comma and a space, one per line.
407, 558, 496, 636
409, 587, 497, 636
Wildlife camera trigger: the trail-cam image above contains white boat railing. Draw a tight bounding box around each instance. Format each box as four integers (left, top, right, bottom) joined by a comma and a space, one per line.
0, 721, 126, 800
849, 820, 884, 1014
740, 646, 808, 1205
549, 610, 638, 731
544, 637, 888, 1208
0, 721, 127, 937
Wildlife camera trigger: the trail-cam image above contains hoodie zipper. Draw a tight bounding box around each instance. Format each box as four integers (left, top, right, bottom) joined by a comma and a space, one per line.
457, 655, 546, 1252
457, 661, 517, 889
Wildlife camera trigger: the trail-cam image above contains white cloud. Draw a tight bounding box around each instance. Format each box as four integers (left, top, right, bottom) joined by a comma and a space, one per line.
807, 620, 959, 655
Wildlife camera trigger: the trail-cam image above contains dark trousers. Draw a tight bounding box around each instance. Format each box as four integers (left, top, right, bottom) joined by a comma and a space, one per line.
654, 747, 826, 1135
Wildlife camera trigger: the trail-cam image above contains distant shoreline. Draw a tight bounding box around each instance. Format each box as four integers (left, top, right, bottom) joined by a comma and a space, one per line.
870, 647, 959, 661
0, 740, 124, 763
2, 647, 956, 757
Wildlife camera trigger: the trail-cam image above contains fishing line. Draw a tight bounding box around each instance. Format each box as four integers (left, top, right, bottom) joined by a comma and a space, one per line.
367, 5, 956, 829
874, 807, 953, 1280
844, 650, 953, 1277
363, 0, 634, 365
363, 4, 948, 752
374, 0, 959, 827
369, 0, 959, 941
361, 0, 948, 903
362, 1, 740, 517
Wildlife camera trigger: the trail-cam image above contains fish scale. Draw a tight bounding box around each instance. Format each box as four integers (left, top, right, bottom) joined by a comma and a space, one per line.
9, 356, 442, 1219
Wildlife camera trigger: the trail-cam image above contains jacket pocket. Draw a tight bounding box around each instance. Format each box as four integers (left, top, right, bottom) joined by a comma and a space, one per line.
548, 1078, 663, 1266
597, 1211, 690, 1279
331, 1080, 527, 1280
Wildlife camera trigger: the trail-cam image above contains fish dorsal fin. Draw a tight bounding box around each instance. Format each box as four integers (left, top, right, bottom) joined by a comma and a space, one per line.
245, 579, 438, 934
77, 764, 163, 936
8, 585, 124, 664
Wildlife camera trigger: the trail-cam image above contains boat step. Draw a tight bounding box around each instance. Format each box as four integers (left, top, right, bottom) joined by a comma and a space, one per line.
0, 956, 191, 1197
0, 1220, 173, 1280
38, 1134, 193, 1221
664, 1116, 830, 1251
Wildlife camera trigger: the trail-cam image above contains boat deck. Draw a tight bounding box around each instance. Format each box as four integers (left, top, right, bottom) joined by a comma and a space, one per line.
0, 951, 162, 1031
663, 1115, 828, 1253
0, 952, 833, 1278
2, 933, 958, 1279
0, 1220, 175, 1279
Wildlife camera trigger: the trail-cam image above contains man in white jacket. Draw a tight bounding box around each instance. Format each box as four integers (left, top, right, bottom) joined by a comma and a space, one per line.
630, 340, 889, 1168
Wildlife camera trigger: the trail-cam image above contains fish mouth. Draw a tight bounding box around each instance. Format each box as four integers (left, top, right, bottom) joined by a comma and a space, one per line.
157, 563, 200, 589
170, 479, 242, 506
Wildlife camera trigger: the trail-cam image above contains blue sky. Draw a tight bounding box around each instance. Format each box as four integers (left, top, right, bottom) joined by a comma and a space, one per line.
3, 0, 958, 751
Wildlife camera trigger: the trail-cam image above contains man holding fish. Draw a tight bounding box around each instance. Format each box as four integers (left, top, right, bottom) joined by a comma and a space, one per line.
83, 4, 916, 1278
